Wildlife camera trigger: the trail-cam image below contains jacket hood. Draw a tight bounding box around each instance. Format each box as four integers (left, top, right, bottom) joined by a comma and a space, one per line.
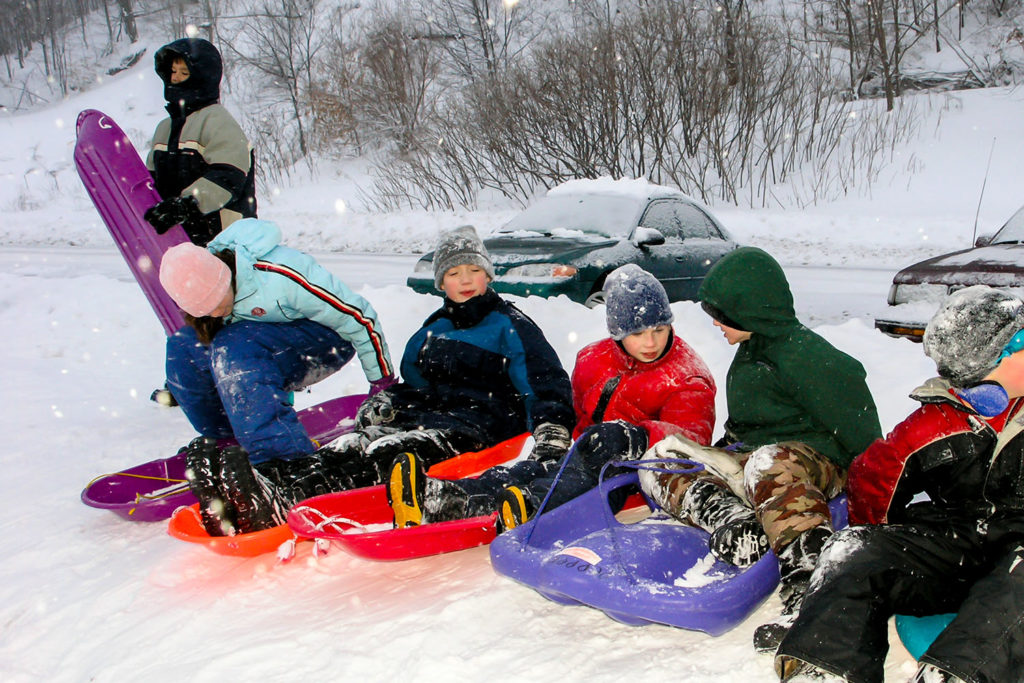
698, 247, 797, 337
207, 218, 282, 262
155, 38, 222, 117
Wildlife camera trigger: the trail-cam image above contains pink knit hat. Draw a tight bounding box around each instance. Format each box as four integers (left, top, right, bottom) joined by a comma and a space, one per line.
159, 243, 232, 317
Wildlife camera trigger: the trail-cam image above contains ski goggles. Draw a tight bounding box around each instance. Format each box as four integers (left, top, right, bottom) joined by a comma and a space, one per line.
997, 329, 1024, 363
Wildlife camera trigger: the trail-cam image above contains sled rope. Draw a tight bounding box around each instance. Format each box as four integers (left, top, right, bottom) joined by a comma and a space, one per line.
290, 505, 369, 535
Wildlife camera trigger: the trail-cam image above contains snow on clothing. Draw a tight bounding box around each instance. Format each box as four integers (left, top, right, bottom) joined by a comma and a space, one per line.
777, 378, 1024, 683
640, 247, 880, 552
147, 38, 256, 246
257, 287, 576, 503
166, 218, 392, 464
422, 332, 716, 522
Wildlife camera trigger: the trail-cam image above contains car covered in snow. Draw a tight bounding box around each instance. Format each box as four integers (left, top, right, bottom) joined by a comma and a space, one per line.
406, 178, 740, 306
875, 204, 1024, 340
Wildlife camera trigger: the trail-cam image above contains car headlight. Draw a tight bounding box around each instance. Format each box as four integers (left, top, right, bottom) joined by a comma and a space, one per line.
503, 264, 578, 280
413, 259, 433, 274
888, 283, 949, 306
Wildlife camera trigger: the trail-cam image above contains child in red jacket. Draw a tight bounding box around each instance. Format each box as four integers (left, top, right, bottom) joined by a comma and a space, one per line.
388, 264, 716, 529
776, 286, 1024, 683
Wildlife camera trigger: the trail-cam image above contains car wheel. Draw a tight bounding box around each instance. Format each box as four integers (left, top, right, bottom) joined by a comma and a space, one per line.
584, 289, 606, 308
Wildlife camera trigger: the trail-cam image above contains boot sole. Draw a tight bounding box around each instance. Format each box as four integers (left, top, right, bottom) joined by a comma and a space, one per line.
389, 452, 422, 528
499, 486, 530, 531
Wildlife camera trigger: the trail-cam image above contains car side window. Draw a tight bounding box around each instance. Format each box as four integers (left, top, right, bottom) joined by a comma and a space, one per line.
639, 200, 685, 241
641, 200, 725, 241
675, 203, 724, 239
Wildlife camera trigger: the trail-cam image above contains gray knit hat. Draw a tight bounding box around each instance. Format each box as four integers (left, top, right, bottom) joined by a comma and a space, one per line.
432, 225, 495, 289
923, 285, 1024, 387
603, 264, 674, 340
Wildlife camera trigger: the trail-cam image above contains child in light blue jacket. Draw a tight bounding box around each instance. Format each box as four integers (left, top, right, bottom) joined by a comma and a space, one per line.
159, 218, 395, 534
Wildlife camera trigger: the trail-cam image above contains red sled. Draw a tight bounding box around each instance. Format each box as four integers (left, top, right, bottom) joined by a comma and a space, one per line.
285, 433, 533, 561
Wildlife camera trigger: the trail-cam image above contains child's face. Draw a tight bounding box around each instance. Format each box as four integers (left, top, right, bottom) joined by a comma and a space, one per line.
621, 325, 671, 363
992, 349, 1024, 399
442, 264, 489, 303
170, 58, 191, 85
712, 319, 752, 345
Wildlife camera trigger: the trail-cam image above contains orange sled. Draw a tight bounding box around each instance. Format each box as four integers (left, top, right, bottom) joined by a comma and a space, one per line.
169, 433, 530, 558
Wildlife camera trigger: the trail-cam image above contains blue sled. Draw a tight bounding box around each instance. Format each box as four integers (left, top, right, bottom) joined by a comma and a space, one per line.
895, 613, 956, 661
490, 472, 848, 636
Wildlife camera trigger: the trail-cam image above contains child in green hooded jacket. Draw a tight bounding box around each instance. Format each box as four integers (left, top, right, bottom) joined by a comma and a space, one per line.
638, 246, 881, 654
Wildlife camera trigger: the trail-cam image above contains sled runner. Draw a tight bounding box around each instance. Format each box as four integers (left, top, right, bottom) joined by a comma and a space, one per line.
82, 393, 366, 521
895, 613, 956, 661
489, 470, 849, 636
74, 109, 189, 336
284, 433, 533, 561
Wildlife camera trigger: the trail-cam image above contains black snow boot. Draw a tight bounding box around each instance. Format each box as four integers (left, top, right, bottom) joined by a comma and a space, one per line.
183, 436, 236, 537
218, 446, 290, 533
680, 479, 770, 566
754, 525, 833, 653
496, 485, 538, 533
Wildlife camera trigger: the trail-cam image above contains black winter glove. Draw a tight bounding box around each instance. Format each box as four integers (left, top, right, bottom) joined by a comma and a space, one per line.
529, 422, 572, 463
144, 195, 201, 234
355, 391, 396, 428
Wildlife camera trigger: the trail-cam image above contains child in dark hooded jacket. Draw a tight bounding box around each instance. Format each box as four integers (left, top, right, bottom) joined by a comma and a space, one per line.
638, 246, 881, 654
144, 37, 256, 247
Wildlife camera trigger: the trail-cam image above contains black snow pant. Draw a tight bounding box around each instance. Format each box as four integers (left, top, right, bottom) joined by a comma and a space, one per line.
448, 421, 648, 518
776, 513, 1024, 683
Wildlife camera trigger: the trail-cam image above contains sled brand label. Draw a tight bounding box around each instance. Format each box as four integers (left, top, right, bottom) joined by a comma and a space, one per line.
557, 546, 602, 565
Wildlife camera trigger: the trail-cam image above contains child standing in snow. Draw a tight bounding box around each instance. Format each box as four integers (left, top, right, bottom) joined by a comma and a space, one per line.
209, 225, 575, 533
637, 246, 881, 653
387, 264, 716, 531
144, 37, 256, 246
158, 217, 395, 535
775, 286, 1024, 683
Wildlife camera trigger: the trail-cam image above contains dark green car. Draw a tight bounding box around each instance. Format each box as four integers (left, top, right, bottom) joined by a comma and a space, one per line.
407, 179, 740, 306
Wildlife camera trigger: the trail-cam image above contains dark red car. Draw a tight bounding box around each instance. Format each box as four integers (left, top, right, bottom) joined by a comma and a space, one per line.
876, 204, 1024, 340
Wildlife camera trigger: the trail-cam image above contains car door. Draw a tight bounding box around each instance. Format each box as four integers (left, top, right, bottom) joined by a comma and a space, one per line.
637, 199, 731, 301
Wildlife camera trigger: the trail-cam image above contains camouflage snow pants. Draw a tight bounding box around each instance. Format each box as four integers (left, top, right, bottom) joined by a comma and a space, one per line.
637, 435, 845, 554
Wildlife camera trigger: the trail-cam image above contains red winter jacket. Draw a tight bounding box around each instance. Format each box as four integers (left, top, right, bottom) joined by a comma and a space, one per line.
570, 335, 716, 446
847, 377, 1024, 526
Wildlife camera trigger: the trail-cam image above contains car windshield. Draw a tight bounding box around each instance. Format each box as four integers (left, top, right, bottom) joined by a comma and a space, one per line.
496, 194, 643, 238
991, 205, 1024, 244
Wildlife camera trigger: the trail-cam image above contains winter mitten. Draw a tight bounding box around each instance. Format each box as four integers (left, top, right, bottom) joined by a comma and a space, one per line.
355, 391, 396, 427
144, 195, 201, 234
910, 664, 966, 683
368, 374, 398, 397
529, 422, 572, 463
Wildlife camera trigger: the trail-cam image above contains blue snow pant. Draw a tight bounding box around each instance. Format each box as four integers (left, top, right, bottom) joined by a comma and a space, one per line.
776, 515, 1024, 683
445, 421, 648, 519
166, 320, 355, 464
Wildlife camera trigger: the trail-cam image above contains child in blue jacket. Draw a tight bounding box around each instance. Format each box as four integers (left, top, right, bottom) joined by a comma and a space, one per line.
202, 225, 575, 533
159, 217, 395, 534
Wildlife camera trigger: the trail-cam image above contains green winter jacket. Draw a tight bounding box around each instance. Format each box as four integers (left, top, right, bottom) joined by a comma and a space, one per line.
698, 247, 881, 469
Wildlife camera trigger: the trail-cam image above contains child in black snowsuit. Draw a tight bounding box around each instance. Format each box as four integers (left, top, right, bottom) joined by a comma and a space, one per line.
208, 226, 575, 533
776, 285, 1024, 683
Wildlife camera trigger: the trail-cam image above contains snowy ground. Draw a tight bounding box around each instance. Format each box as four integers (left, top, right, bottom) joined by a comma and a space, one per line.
1, 51, 1023, 682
